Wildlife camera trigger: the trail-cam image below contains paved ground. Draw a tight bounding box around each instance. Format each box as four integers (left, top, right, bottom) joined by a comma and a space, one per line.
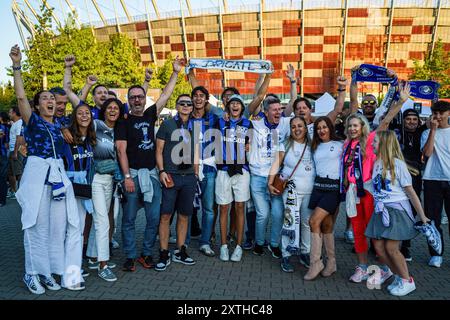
0, 198, 449, 300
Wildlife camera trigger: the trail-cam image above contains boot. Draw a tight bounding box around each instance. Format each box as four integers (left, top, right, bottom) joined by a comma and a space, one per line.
303, 233, 324, 281
321, 233, 337, 277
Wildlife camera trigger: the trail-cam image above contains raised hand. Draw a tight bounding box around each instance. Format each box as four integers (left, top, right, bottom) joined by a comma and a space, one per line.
386, 68, 397, 78
337, 76, 348, 88
86, 75, 98, 86
145, 68, 153, 81
351, 64, 361, 74
285, 64, 295, 81
398, 81, 411, 102
64, 54, 76, 68
173, 55, 186, 73
9, 45, 22, 64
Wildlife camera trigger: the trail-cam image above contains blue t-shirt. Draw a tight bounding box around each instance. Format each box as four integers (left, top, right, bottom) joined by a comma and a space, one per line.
55, 115, 70, 128
91, 107, 100, 120
24, 113, 64, 159
191, 112, 218, 161
0, 124, 9, 157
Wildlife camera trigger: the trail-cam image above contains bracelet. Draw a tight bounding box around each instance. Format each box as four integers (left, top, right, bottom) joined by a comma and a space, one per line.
159, 169, 166, 175
337, 88, 346, 92
12, 65, 21, 71
144, 78, 151, 82
290, 80, 296, 84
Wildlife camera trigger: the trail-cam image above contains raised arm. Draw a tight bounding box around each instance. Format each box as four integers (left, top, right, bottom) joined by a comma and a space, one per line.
247, 73, 272, 116
63, 55, 81, 107
77, 74, 97, 103
142, 67, 153, 93
349, 64, 360, 114
187, 68, 200, 89
326, 76, 348, 124
377, 81, 410, 132
283, 64, 297, 117
10, 45, 31, 124
155, 56, 184, 115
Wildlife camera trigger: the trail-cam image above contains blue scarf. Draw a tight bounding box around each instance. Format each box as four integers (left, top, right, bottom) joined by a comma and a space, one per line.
264, 117, 279, 158
352, 64, 398, 86
408, 80, 440, 101
340, 141, 365, 199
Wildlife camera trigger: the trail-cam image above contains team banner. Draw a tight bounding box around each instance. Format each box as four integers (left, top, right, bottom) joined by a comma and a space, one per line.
352, 64, 398, 85
408, 80, 440, 101
187, 58, 273, 74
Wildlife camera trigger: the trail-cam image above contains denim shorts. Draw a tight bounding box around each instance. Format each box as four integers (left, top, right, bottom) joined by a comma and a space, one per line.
160, 173, 196, 216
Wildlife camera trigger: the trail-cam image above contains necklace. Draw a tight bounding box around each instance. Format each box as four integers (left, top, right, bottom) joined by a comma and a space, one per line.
406, 133, 414, 148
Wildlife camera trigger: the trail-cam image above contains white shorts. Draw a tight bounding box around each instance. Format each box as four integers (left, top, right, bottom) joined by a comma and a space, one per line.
215, 169, 251, 205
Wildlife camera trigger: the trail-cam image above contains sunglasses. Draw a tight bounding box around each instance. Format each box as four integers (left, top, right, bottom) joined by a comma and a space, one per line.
177, 102, 193, 107
362, 100, 377, 106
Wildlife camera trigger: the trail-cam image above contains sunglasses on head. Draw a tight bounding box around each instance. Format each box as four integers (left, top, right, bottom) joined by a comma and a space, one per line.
362, 100, 377, 106
177, 101, 193, 107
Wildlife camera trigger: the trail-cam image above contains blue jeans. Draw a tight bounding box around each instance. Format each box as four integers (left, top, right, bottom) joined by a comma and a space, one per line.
250, 174, 284, 248
122, 176, 161, 258
199, 168, 216, 246
0, 155, 8, 204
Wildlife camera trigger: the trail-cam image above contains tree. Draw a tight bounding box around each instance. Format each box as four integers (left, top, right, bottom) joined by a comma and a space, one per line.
0, 82, 17, 112
410, 39, 450, 98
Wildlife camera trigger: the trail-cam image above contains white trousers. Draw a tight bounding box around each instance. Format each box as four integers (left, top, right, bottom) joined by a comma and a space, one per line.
24, 185, 83, 286
87, 174, 113, 262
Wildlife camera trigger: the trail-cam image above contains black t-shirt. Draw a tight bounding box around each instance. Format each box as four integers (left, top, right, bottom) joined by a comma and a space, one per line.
391, 123, 427, 169
115, 105, 158, 170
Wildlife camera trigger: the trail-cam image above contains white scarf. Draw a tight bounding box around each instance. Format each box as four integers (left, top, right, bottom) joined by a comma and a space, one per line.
187, 58, 273, 74
281, 181, 301, 255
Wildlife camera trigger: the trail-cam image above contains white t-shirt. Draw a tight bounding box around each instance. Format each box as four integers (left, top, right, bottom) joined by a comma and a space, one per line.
313, 140, 344, 180
280, 141, 316, 194
9, 119, 23, 152
421, 127, 450, 181
372, 158, 412, 203
249, 117, 290, 177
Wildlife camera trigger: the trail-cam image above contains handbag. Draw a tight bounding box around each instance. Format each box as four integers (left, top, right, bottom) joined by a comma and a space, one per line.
72, 182, 92, 199
95, 159, 117, 174
272, 142, 307, 194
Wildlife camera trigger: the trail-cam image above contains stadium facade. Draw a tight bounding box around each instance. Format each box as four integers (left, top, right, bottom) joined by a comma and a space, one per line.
12, 0, 450, 97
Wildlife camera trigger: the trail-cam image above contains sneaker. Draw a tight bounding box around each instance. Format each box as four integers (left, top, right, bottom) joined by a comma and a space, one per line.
299, 253, 310, 268
281, 257, 294, 273
344, 230, 355, 244
173, 245, 196, 265
155, 250, 171, 271
23, 274, 45, 295
65, 281, 85, 291
169, 235, 177, 244
390, 277, 416, 296
367, 268, 393, 286
268, 245, 282, 259
220, 244, 230, 261
81, 269, 90, 278
137, 255, 154, 269
199, 244, 215, 257
98, 265, 117, 282
253, 244, 265, 256
88, 259, 116, 270
39, 275, 61, 291
111, 238, 120, 249
123, 258, 136, 272
242, 239, 254, 251
400, 247, 412, 262
230, 245, 243, 262
349, 266, 369, 283
428, 256, 443, 268
387, 274, 402, 292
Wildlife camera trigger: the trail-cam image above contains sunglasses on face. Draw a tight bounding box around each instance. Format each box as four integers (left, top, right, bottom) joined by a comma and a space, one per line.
177, 102, 193, 107
362, 100, 377, 106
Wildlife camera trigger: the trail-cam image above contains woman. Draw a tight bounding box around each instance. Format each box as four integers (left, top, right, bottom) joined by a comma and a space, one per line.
61, 103, 96, 287
342, 82, 410, 283
365, 131, 429, 296
304, 116, 343, 280
268, 116, 315, 273
10, 45, 82, 294
86, 98, 124, 282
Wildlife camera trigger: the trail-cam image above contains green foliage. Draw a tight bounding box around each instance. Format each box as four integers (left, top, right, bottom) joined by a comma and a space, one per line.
410, 40, 450, 98
0, 82, 17, 112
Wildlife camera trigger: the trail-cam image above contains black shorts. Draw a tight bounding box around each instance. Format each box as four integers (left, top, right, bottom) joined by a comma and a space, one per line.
160, 173, 196, 216
308, 188, 340, 215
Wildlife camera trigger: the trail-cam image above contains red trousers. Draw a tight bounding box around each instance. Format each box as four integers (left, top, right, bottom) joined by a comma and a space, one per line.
350, 192, 374, 254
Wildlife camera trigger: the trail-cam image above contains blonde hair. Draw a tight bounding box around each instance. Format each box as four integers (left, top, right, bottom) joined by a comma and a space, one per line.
376, 130, 405, 184
345, 113, 371, 159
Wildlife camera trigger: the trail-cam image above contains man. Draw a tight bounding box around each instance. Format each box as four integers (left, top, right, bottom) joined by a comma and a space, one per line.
7, 106, 23, 199
49, 87, 70, 127
392, 108, 428, 261
421, 100, 450, 268
155, 94, 199, 271
115, 57, 183, 272
249, 96, 291, 259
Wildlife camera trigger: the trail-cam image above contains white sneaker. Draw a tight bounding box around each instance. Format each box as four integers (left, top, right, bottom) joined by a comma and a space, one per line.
428, 256, 443, 268
387, 275, 401, 292
39, 275, 61, 291
390, 277, 416, 296
23, 274, 45, 295
220, 244, 229, 261
349, 266, 369, 283
199, 244, 215, 257
230, 245, 243, 262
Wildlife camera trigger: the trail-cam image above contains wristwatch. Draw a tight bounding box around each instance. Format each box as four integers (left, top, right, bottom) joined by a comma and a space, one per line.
125, 173, 132, 179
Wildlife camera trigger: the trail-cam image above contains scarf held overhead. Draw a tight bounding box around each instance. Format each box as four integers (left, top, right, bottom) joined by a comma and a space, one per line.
187, 58, 273, 74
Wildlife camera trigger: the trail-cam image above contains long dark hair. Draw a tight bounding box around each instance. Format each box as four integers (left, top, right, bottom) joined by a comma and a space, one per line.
311, 116, 341, 151
285, 116, 309, 152
69, 103, 96, 147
